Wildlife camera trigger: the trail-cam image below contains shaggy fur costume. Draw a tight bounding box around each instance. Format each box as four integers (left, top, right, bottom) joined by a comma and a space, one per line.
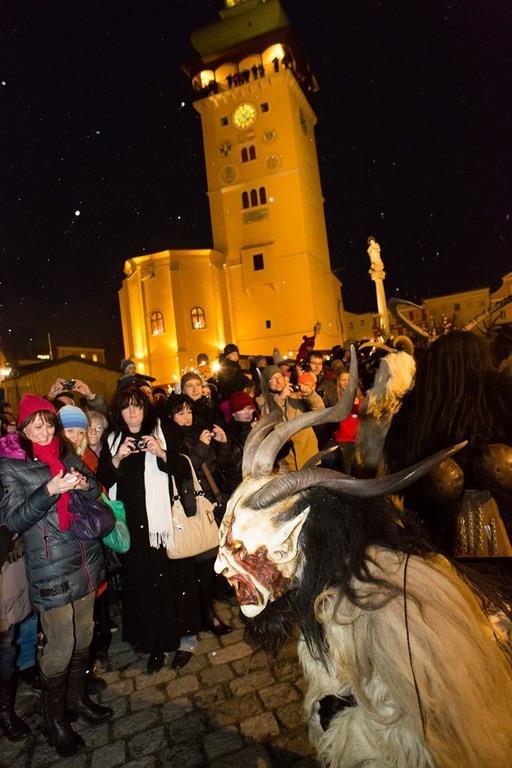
301, 547, 512, 767
355, 351, 416, 475
240, 489, 512, 767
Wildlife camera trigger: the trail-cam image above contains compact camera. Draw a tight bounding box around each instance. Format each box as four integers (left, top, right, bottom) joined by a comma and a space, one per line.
136, 439, 148, 450
61, 379, 76, 390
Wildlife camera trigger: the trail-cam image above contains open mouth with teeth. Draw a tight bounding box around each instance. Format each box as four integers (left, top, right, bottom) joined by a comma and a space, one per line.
227, 575, 260, 606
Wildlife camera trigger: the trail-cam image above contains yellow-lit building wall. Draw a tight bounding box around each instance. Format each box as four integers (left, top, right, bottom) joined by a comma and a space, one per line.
193, 66, 342, 354
119, 250, 226, 384
423, 287, 490, 328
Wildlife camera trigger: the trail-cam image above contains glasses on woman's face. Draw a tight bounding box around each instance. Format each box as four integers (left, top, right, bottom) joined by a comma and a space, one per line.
87, 426, 104, 433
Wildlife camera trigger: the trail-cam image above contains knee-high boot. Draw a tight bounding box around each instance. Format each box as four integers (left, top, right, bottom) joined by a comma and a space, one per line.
0, 675, 31, 741
40, 670, 84, 756
66, 647, 113, 724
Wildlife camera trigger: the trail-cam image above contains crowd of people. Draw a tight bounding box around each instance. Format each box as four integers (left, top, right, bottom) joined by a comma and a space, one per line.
1, 329, 511, 757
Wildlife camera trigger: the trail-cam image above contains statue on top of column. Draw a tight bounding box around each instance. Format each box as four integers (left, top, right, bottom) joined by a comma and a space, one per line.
367, 236, 385, 281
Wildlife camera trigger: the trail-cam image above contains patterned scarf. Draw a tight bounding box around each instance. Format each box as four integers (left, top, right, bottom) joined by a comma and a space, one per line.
33, 438, 71, 531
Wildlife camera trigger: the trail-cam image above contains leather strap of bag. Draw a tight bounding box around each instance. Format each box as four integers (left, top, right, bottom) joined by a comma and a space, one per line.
201, 462, 220, 497
179, 453, 203, 493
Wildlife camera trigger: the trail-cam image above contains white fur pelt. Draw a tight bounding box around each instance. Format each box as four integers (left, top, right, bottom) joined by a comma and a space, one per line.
355, 351, 416, 474
299, 547, 512, 767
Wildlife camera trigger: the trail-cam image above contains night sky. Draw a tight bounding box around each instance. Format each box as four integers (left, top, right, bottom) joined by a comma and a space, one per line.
2, 0, 511, 365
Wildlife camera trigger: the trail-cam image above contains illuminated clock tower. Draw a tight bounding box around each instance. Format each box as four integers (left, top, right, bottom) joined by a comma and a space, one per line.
186, 0, 344, 353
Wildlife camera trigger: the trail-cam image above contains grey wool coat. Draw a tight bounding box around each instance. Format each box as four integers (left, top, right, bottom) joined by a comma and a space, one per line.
0, 450, 104, 612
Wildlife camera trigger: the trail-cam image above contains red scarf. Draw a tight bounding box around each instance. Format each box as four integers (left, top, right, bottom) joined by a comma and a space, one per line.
33, 438, 72, 531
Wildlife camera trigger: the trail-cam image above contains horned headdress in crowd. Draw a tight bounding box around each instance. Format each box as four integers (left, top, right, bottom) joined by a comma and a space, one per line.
215, 347, 465, 617
389, 295, 512, 341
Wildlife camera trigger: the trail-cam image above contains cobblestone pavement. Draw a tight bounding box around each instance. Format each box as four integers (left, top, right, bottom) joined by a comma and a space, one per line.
2, 601, 321, 768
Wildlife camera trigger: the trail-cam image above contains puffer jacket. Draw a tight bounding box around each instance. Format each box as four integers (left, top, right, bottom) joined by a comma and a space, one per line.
0, 438, 104, 612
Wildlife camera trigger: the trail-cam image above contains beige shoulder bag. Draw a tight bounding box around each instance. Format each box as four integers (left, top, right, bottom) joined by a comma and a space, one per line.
166, 454, 220, 560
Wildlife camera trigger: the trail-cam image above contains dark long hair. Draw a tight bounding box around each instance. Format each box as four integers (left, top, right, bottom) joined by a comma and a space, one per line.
384, 331, 512, 472
165, 393, 194, 419
109, 387, 157, 439
245, 486, 434, 661
18, 410, 73, 458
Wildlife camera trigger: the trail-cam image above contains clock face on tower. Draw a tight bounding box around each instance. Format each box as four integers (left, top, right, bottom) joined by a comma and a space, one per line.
232, 103, 257, 129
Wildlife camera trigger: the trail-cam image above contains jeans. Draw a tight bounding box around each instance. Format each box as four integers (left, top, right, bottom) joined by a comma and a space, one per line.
39, 592, 95, 677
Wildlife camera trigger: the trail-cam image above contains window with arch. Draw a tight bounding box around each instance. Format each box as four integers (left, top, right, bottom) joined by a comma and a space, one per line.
191, 306, 206, 330
150, 311, 165, 335
242, 187, 268, 209
241, 145, 256, 163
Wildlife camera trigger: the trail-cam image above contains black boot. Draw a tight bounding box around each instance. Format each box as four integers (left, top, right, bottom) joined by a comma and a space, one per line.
146, 653, 165, 675
66, 648, 113, 724
0, 676, 31, 741
202, 607, 233, 636
40, 671, 84, 756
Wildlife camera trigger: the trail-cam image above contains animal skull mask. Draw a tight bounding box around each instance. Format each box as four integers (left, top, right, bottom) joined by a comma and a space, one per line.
215, 348, 466, 618
215, 477, 308, 617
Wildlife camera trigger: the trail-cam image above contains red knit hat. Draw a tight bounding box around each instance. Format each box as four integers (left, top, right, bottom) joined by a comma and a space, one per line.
297, 372, 317, 388
17, 394, 56, 427
229, 391, 256, 414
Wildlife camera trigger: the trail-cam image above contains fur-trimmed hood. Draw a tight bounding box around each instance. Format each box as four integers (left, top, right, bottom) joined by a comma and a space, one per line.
0, 432, 26, 460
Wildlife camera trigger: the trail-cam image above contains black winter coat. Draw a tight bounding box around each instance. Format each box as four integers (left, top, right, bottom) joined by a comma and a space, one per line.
0, 451, 104, 612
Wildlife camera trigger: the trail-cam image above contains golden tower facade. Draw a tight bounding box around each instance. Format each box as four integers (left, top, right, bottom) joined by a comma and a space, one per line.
188, 0, 344, 354
119, 0, 345, 384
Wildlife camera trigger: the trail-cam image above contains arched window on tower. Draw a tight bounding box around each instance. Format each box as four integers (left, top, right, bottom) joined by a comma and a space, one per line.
241, 145, 256, 163
191, 306, 206, 330
259, 186, 267, 204
242, 191, 249, 209
250, 189, 258, 207
150, 311, 165, 335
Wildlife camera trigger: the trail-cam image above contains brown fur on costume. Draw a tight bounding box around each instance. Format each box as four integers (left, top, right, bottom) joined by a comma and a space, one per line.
301, 547, 512, 768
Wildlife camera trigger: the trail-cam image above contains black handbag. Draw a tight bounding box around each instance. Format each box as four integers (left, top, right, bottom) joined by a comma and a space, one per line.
69, 493, 115, 541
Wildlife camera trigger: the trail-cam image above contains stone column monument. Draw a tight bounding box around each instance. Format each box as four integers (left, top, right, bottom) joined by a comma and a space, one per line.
367, 236, 390, 337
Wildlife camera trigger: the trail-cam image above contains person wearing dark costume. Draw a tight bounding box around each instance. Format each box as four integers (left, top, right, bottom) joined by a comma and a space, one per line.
165, 394, 233, 638
384, 331, 512, 556
97, 388, 202, 675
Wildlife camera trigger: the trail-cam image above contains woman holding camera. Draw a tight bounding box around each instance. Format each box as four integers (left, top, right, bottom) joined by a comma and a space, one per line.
0, 395, 112, 756
166, 394, 235, 636
98, 388, 201, 674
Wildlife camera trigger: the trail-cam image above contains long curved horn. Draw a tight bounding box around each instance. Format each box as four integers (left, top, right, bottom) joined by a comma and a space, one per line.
247, 442, 467, 509
358, 341, 395, 354
254, 367, 271, 416
389, 298, 432, 340
302, 444, 340, 470
241, 411, 283, 478
392, 335, 415, 356
463, 295, 512, 331
251, 347, 358, 478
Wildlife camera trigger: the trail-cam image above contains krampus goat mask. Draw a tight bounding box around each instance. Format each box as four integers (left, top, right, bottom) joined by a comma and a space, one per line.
215, 349, 464, 617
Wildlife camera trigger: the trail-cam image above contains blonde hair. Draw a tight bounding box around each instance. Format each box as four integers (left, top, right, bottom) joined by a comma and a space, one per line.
64, 428, 87, 456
